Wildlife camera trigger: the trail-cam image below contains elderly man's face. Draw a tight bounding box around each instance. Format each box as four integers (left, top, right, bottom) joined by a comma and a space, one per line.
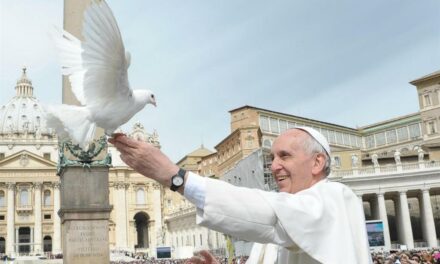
270, 129, 319, 194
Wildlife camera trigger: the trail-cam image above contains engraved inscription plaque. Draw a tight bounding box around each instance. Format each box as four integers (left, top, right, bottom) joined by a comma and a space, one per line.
64, 220, 109, 264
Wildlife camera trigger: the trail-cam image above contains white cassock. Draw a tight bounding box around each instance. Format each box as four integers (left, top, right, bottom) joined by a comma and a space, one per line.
184, 173, 372, 264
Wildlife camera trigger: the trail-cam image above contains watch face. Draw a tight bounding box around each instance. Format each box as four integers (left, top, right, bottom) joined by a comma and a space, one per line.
172, 176, 184, 186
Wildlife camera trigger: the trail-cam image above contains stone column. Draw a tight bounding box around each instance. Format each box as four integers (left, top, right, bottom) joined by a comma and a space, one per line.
15, 228, 19, 254
377, 192, 391, 249
30, 227, 34, 253
398, 190, 414, 249
421, 188, 437, 247
357, 194, 363, 207
63, 0, 91, 105
6, 182, 15, 257
33, 182, 43, 253
128, 220, 136, 250
53, 182, 61, 254
153, 183, 163, 257
59, 166, 112, 264
115, 182, 128, 250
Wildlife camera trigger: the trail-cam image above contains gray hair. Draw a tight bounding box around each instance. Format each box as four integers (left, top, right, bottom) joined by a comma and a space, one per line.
301, 134, 331, 177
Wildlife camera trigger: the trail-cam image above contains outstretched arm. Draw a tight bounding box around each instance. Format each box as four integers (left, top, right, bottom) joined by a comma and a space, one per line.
109, 135, 184, 193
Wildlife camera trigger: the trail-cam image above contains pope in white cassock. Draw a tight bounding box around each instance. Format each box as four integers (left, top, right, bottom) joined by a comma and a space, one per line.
109, 127, 372, 264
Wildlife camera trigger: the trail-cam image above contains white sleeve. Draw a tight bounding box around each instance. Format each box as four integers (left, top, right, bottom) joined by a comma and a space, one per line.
183, 172, 206, 209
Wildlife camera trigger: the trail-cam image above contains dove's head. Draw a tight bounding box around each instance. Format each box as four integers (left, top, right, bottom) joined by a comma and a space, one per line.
134, 89, 157, 108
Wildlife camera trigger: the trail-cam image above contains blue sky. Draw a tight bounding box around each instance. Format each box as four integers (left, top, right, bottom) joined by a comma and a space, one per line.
1, 0, 439, 162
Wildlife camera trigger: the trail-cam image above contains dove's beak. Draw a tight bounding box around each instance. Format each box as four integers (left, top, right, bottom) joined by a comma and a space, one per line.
152, 101, 157, 107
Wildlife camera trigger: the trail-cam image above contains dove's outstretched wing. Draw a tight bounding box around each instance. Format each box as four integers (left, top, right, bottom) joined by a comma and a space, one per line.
52, 0, 131, 108
81, 0, 131, 109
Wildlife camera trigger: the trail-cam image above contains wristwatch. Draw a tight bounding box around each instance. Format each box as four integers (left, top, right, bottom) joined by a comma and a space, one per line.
170, 168, 186, 192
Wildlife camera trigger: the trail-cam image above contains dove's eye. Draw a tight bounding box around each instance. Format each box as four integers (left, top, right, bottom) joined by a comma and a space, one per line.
151, 95, 155, 99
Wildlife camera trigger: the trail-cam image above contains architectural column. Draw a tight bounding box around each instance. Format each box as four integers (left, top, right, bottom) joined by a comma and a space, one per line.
115, 182, 128, 250
15, 228, 19, 254
377, 192, 391, 249
33, 182, 42, 253
153, 183, 163, 250
398, 190, 414, 249
30, 227, 34, 253
357, 194, 363, 207
6, 182, 15, 256
420, 188, 437, 247
52, 182, 61, 254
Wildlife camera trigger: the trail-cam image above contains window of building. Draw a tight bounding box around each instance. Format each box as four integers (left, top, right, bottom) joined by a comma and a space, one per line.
0, 153, 4, 160
333, 156, 341, 168
343, 133, 350, 146
409, 123, 421, 139
279, 120, 287, 132
427, 121, 437, 135
136, 188, 145, 205
0, 215, 4, 221
335, 132, 343, 145
193, 235, 196, 246
424, 94, 432, 107
327, 130, 336, 144
0, 191, 4, 208
44, 214, 51, 220
259, 116, 269, 132
263, 139, 272, 149
200, 234, 203, 246
375, 132, 386, 146
366, 135, 375, 148
397, 126, 409, 142
20, 189, 29, 206
349, 135, 357, 147
269, 118, 279, 134
288, 122, 296, 129
43, 153, 51, 160
356, 136, 362, 148
43, 190, 51, 206
386, 130, 397, 144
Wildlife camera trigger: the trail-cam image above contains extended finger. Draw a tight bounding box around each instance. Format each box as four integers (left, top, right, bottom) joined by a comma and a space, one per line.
115, 135, 140, 148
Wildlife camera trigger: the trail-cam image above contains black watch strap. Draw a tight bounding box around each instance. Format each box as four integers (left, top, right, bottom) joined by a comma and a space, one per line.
170, 168, 186, 192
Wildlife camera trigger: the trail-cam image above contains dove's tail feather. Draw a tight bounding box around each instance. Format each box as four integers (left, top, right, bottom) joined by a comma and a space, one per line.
42, 104, 96, 149
50, 26, 86, 105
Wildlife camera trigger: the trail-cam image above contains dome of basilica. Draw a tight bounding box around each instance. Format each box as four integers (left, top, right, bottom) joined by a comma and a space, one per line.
0, 68, 52, 137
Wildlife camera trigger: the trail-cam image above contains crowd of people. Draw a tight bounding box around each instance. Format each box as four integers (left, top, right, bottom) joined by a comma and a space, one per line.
372, 249, 440, 264
108, 249, 440, 264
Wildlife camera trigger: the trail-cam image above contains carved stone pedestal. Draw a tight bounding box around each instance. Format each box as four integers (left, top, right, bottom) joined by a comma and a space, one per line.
59, 166, 112, 264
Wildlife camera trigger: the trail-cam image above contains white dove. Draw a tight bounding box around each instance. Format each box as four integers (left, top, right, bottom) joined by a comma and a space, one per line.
44, 0, 156, 148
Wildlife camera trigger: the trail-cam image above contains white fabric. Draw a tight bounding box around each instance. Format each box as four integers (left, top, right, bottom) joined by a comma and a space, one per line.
183, 172, 206, 209
246, 243, 279, 264
187, 175, 371, 264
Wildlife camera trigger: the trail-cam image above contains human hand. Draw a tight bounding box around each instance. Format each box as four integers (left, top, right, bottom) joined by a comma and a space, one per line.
109, 135, 179, 189
185, 250, 219, 264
